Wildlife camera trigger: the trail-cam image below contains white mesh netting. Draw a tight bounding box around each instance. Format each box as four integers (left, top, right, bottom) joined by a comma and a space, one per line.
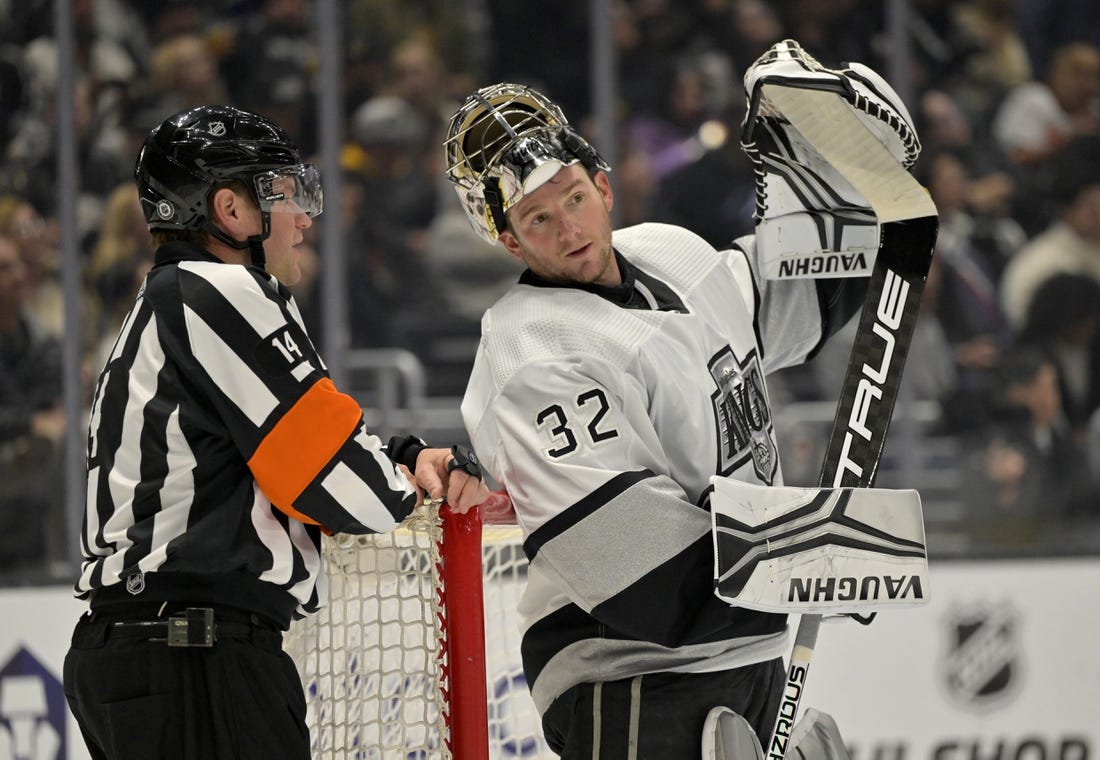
284, 508, 553, 759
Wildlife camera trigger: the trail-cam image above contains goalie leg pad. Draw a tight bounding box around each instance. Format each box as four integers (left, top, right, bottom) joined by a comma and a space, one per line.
710, 477, 929, 614
787, 708, 851, 760
702, 707, 765, 760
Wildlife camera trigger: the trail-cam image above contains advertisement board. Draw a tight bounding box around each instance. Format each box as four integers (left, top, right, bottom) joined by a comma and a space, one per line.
1, 558, 1096, 759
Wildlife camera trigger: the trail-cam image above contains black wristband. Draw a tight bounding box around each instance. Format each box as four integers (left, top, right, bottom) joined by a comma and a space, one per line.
446, 445, 482, 479
386, 435, 428, 471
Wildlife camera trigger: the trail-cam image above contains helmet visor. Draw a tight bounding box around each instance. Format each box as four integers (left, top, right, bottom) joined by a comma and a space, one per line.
253, 164, 323, 217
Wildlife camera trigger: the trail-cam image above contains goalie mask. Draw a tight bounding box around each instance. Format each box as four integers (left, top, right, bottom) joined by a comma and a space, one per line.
444, 83, 610, 244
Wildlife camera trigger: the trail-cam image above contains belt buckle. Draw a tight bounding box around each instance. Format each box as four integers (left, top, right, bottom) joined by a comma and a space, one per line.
167, 608, 215, 647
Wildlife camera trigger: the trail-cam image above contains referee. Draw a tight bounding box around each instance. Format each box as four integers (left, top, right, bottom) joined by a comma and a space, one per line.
63, 105, 488, 760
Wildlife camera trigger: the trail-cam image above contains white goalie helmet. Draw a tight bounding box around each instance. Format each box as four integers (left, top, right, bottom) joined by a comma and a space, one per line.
444, 83, 610, 245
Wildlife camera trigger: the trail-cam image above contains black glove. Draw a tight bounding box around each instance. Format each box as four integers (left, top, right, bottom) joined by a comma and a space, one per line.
386, 435, 427, 471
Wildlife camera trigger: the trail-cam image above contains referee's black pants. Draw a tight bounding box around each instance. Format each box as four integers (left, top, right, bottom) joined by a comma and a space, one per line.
63, 606, 310, 760
542, 658, 785, 759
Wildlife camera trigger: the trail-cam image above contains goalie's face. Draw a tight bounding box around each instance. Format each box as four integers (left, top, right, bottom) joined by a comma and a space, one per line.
497, 163, 619, 287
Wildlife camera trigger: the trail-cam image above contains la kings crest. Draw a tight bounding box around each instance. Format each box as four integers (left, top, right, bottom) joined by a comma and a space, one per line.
708, 346, 777, 484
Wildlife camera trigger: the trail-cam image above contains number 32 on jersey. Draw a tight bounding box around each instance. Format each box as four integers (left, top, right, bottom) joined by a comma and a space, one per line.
535, 388, 620, 459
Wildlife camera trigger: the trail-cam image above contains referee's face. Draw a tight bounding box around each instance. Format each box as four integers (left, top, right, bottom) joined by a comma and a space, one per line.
263, 181, 314, 286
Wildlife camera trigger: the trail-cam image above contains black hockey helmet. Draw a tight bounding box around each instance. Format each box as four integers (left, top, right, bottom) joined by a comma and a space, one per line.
134, 104, 322, 266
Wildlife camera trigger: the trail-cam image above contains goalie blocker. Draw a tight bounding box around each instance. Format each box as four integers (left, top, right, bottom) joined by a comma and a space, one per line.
710, 478, 928, 614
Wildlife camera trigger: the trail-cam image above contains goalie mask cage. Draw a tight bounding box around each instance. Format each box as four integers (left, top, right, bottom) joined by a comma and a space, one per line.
284, 493, 553, 759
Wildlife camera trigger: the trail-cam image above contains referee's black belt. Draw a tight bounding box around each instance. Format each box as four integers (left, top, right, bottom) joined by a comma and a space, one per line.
81, 604, 282, 649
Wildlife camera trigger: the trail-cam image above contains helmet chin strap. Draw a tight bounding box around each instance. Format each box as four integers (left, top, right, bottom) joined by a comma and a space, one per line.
247, 235, 266, 268
206, 211, 271, 270
248, 210, 272, 269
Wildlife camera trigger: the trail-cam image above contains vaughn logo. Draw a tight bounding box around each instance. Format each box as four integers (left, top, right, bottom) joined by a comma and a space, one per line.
834, 268, 909, 486
787, 574, 925, 604
708, 346, 777, 484
942, 602, 1020, 712
777, 251, 869, 278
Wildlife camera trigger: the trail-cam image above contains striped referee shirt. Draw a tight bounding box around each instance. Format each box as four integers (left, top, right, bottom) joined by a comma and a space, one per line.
77, 241, 418, 627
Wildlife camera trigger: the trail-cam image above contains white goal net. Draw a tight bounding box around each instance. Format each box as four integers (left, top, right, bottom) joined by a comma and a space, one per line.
284, 498, 554, 759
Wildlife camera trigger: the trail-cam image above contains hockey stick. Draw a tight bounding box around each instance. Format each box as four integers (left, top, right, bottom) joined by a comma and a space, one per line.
756, 85, 938, 759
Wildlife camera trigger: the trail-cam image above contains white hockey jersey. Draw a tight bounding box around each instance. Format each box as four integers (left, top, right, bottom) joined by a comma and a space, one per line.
461, 222, 851, 715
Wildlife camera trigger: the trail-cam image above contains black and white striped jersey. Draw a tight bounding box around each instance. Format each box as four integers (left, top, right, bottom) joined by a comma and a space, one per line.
77, 241, 417, 627
461, 223, 865, 714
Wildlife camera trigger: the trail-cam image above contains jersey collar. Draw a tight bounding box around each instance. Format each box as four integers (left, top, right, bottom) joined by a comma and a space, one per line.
518, 250, 687, 312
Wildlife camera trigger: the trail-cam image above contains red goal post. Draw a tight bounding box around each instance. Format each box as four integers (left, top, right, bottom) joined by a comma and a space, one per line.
284, 491, 550, 759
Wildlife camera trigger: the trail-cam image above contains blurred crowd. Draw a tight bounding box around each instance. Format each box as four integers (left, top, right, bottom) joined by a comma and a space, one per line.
1, 0, 1099, 581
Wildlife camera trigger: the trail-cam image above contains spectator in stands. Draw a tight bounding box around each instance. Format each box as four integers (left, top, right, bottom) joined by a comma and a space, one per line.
86, 183, 155, 372
625, 53, 729, 182
423, 199, 524, 324
922, 150, 1020, 424
1017, 273, 1100, 436
136, 0, 215, 49
963, 346, 1096, 547
608, 134, 661, 229
345, 0, 482, 111
999, 136, 1100, 329
389, 35, 453, 154
12, 0, 137, 207
992, 41, 1100, 167
0, 194, 64, 338
87, 183, 153, 283
0, 45, 25, 160
484, 1, 591, 118
773, 0, 877, 68
0, 233, 65, 580
945, 0, 1034, 124
345, 93, 440, 345
221, 0, 317, 153
88, 255, 151, 386
3, 75, 123, 229
147, 33, 229, 118
652, 102, 756, 251
727, 0, 787, 75
1012, 0, 1100, 80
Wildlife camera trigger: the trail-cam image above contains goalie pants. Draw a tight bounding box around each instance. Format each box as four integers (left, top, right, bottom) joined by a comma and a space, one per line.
542, 657, 784, 759
63, 605, 310, 760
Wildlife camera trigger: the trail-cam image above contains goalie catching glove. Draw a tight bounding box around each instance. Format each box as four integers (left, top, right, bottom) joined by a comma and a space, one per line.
742, 39, 923, 280
710, 478, 929, 614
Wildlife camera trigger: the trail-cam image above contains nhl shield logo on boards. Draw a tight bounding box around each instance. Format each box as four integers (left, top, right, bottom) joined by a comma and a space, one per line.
941, 602, 1020, 711
708, 346, 777, 484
